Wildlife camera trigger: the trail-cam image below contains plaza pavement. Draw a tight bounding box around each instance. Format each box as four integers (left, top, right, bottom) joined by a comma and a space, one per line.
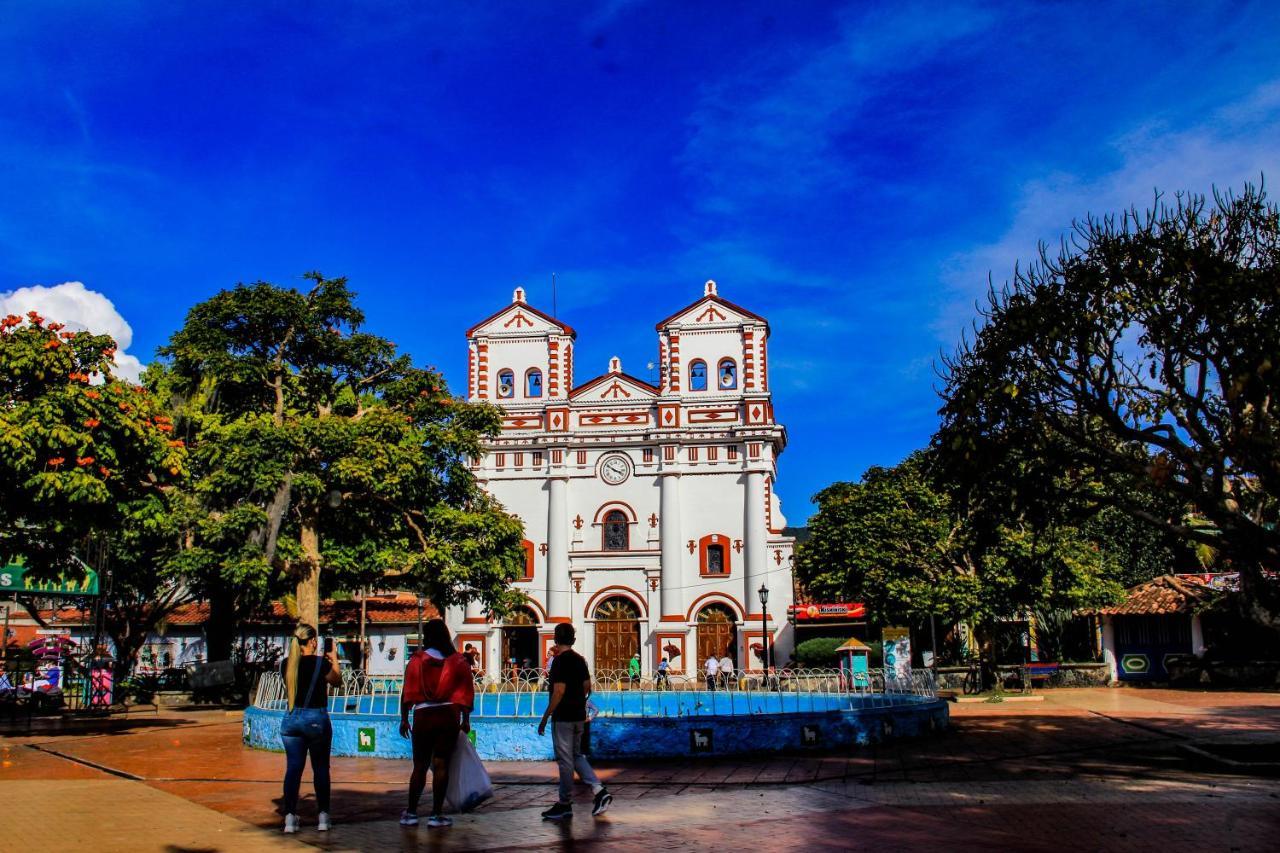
2, 687, 1279, 851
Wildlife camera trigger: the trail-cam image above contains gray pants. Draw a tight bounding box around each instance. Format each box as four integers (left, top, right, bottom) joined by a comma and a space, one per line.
552, 720, 600, 804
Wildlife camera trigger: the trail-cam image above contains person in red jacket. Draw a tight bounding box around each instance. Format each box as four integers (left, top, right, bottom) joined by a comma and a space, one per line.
399, 619, 474, 828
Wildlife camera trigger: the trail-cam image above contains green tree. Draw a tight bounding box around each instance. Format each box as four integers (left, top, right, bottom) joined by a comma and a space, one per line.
156, 273, 525, 659
0, 311, 190, 675
937, 185, 1280, 626
796, 452, 1122, 651
0, 310, 184, 575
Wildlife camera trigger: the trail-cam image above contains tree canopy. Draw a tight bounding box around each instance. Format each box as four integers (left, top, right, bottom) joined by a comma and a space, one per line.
156, 273, 525, 654
0, 310, 184, 576
795, 452, 1124, 629
936, 184, 1280, 626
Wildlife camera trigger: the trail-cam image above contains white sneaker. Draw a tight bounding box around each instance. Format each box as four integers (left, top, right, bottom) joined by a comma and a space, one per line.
399, 810, 420, 826
283, 814, 299, 834
427, 815, 453, 828
317, 812, 331, 832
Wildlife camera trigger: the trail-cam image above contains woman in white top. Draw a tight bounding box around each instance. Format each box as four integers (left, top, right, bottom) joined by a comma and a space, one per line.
704, 655, 719, 691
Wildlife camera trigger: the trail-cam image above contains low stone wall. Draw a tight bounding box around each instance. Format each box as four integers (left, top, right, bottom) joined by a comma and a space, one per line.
935, 663, 1109, 690
242, 696, 950, 761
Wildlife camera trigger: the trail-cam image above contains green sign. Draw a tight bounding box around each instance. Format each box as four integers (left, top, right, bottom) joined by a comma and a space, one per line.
357, 727, 376, 753
0, 562, 99, 596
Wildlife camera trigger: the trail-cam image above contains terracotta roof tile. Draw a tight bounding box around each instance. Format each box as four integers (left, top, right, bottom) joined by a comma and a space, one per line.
1089, 574, 1216, 616
35, 594, 441, 629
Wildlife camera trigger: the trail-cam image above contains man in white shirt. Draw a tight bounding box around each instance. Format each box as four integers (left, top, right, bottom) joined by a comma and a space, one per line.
704, 655, 719, 691
718, 654, 735, 690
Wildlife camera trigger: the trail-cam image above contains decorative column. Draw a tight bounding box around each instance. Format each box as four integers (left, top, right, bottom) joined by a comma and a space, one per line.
547, 475, 570, 620
744, 470, 768, 615
659, 470, 682, 617
1101, 616, 1118, 683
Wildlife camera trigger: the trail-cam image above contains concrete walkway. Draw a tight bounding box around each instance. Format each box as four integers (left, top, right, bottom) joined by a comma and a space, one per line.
2, 688, 1279, 851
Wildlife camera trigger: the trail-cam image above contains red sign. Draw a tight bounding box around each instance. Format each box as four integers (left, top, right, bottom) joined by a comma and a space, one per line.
790, 602, 866, 621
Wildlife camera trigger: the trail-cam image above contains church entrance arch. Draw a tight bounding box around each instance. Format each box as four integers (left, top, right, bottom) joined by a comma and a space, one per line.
696, 604, 738, 669
501, 606, 540, 680
593, 597, 641, 676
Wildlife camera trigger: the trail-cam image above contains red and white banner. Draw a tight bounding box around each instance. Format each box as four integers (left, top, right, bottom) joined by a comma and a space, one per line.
789, 602, 866, 621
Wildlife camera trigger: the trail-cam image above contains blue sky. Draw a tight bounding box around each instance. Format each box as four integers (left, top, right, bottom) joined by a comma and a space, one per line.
3, 2, 1279, 523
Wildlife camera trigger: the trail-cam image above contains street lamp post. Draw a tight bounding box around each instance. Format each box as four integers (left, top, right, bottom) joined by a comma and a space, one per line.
757, 583, 770, 677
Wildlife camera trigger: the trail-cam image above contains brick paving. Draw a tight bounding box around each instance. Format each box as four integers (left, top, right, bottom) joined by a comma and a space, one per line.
2, 688, 1279, 851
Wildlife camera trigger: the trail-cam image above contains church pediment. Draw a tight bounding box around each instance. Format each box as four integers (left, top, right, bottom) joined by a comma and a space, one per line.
569, 368, 659, 403
654, 281, 768, 331
466, 288, 576, 338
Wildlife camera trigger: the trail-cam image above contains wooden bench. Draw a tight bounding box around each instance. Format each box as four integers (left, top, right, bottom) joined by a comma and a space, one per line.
1026, 662, 1060, 688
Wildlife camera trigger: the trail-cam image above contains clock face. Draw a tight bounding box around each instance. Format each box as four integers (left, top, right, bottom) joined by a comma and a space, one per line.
600, 454, 631, 485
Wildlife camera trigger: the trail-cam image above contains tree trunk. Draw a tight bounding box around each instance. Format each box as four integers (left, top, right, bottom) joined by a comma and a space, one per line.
296, 519, 321, 630
206, 584, 239, 663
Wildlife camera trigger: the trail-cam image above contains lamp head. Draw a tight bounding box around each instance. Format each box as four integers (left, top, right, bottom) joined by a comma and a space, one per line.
758, 584, 769, 606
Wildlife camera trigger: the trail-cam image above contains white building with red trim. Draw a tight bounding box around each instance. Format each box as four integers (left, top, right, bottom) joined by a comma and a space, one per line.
450, 281, 795, 677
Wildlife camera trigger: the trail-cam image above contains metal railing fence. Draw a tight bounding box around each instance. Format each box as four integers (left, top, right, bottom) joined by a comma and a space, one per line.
253, 666, 937, 718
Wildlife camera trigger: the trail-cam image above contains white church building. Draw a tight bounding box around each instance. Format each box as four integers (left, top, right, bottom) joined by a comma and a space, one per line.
446, 281, 795, 678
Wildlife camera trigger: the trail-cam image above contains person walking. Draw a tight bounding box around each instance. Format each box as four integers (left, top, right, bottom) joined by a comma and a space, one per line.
279, 623, 342, 834
718, 653, 735, 690
627, 652, 641, 688
538, 623, 612, 821
399, 619, 474, 828
704, 654, 719, 691
655, 656, 671, 689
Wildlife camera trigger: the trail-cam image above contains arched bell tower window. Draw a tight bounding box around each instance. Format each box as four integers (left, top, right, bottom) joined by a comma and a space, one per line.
718, 359, 737, 390
497, 369, 515, 398
689, 359, 708, 391
603, 510, 629, 551
526, 368, 543, 398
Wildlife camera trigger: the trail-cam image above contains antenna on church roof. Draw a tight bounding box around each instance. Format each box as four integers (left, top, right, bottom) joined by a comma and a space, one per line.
513, 286, 526, 304
705, 279, 718, 296
552, 272, 557, 318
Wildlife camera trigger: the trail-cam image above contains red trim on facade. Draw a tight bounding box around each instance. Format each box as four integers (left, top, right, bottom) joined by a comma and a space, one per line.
567, 371, 659, 399
521, 539, 535, 580
511, 599, 547, 624
592, 501, 639, 524
686, 591, 745, 622
653, 294, 770, 330
659, 614, 686, 623
466, 301, 577, 338
698, 533, 732, 577
669, 333, 681, 392
462, 617, 490, 624
761, 336, 768, 391
583, 585, 649, 619
654, 632, 687, 673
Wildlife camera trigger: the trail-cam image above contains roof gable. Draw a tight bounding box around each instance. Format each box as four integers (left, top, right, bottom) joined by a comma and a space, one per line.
570, 371, 659, 403
655, 282, 768, 331
466, 290, 576, 338
1088, 574, 1217, 616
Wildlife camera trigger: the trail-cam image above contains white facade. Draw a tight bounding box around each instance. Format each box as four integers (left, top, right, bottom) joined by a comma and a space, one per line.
449, 281, 795, 677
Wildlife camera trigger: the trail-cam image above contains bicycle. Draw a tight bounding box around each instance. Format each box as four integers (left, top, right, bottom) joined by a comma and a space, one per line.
962, 656, 983, 695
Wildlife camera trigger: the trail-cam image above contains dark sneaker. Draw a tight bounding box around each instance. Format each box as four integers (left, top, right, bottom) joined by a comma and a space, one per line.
591, 787, 613, 816
541, 802, 573, 821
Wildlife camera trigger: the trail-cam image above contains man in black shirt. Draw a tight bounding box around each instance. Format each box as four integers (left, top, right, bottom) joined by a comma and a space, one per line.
537, 622, 612, 820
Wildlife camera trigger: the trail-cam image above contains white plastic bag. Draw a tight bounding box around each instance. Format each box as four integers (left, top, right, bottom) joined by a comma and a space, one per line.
445, 731, 494, 813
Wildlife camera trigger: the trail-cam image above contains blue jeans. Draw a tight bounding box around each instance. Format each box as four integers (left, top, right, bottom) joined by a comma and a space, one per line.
552, 720, 600, 804
280, 708, 332, 815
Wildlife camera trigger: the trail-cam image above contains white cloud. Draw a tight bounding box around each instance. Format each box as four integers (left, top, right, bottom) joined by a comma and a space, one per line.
0, 281, 145, 381
936, 80, 1280, 342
